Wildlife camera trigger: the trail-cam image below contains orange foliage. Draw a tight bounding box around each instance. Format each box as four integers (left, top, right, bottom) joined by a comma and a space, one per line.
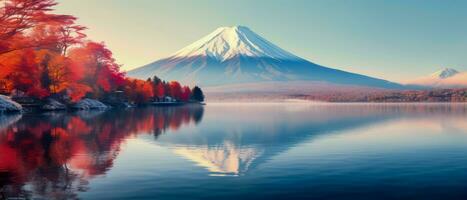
0, 0, 199, 104
0, 0, 127, 101
68, 42, 125, 96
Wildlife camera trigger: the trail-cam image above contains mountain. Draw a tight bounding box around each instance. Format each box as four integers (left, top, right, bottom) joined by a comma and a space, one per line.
433, 68, 460, 79
128, 26, 403, 89
405, 68, 467, 88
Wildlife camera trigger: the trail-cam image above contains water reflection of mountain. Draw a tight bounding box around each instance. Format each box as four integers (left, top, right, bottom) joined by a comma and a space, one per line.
0, 106, 204, 199
0, 104, 465, 198
155, 104, 467, 176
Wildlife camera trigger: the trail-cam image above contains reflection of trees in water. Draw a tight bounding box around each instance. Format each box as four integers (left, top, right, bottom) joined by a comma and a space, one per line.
0, 114, 21, 132
0, 105, 204, 199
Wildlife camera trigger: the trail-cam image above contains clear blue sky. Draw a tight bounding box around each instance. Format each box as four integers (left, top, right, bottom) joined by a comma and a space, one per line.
55, 0, 467, 82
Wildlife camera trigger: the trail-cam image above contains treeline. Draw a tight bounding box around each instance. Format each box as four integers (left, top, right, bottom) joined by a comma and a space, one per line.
123, 76, 205, 104
0, 0, 203, 105
296, 88, 467, 102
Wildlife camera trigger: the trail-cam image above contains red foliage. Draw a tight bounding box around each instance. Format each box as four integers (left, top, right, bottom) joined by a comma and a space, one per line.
180, 86, 191, 102
69, 42, 125, 94
168, 81, 182, 100
0, 0, 79, 55
0, 0, 195, 103
7, 49, 49, 98
153, 82, 165, 98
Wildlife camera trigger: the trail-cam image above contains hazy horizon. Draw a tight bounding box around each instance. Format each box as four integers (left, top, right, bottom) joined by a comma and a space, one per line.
55, 0, 467, 82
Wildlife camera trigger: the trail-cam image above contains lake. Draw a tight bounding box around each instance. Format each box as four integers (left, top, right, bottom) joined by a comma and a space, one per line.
1, 103, 467, 200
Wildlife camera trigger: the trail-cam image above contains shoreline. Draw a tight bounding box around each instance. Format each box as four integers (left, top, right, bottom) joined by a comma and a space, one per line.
18, 102, 204, 114
3, 97, 466, 115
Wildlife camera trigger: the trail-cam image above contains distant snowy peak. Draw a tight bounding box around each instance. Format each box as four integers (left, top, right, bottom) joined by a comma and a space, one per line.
406, 68, 467, 88
431, 68, 459, 79
170, 26, 302, 61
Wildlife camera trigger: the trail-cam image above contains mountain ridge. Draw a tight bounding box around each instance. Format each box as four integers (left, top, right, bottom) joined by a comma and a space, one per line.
128, 26, 404, 89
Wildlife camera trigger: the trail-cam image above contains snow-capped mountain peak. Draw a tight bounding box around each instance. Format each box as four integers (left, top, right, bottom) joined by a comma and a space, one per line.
431, 68, 459, 79
128, 26, 403, 89
170, 25, 301, 61
406, 68, 467, 88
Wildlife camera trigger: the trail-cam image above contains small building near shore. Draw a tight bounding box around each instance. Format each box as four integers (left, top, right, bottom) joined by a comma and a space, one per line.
163, 96, 176, 102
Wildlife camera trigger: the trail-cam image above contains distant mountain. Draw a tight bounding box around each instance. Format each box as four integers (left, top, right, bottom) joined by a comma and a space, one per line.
128, 26, 403, 89
405, 68, 467, 88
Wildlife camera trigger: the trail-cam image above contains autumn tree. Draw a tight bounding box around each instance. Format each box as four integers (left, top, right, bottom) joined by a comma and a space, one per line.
68, 42, 125, 98
168, 81, 182, 100
0, 0, 78, 55
151, 76, 164, 100
0, 0, 201, 104
180, 86, 191, 102
123, 78, 153, 104
7, 49, 49, 98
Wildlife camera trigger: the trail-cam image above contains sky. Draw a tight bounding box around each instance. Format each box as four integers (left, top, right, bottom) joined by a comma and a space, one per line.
55, 0, 467, 82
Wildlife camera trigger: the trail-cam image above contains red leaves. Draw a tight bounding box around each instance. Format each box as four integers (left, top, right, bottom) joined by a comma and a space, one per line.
69, 42, 125, 96
123, 78, 154, 104
123, 78, 194, 104
0, 0, 94, 100
180, 86, 191, 102
153, 82, 165, 98
0, 0, 80, 55
168, 81, 182, 100
6, 49, 50, 98
0, 0, 197, 103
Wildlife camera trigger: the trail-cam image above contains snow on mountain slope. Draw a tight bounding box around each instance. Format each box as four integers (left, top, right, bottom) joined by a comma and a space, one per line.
405, 68, 467, 88
128, 26, 403, 89
171, 26, 301, 61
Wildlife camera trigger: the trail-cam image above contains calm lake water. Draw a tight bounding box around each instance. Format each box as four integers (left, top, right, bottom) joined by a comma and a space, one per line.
1, 103, 467, 200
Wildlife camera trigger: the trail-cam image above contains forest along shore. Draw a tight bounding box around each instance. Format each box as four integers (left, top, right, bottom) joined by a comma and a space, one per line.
0, 77, 205, 114
0, 1, 205, 114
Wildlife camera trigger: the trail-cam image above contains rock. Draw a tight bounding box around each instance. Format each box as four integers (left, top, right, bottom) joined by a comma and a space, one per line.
0, 95, 22, 113
41, 99, 66, 111
72, 98, 109, 110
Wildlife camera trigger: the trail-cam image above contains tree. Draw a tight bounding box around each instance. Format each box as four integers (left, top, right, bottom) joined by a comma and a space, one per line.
0, 0, 202, 104
153, 82, 165, 99
123, 78, 153, 104
35, 50, 68, 94
168, 81, 182, 100
8, 48, 49, 98
180, 86, 191, 102
68, 42, 125, 98
0, 0, 79, 55
191, 86, 204, 102
152, 75, 161, 85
